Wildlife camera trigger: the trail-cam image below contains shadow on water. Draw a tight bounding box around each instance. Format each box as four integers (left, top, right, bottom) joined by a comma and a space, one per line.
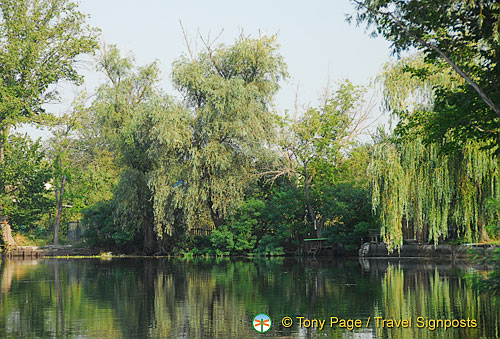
0, 257, 497, 338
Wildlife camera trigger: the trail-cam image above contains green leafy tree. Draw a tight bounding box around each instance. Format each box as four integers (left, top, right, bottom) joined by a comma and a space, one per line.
0, 0, 97, 247
0, 0, 98, 161
43, 93, 119, 245
0, 134, 51, 232
370, 133, 500, 251
370, 56, 500, 251
272, 80, 374, 237
81, 200, 123, 249
90, 45, 163, 253
46, 96, 102, 244
351, 0, 500, 146
149, 35, 288, 237
46, 110, 80, 244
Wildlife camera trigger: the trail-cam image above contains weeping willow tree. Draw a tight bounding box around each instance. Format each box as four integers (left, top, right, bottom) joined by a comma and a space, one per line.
148, 35, 287, 236
371, 136, 500, 251
89, 45, 164, 253
370, 55, 500, 251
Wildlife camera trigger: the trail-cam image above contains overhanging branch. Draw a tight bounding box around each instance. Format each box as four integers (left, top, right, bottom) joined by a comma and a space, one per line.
353, 0, 500, 118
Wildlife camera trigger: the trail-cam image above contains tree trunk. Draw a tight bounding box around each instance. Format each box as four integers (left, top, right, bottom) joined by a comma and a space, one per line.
0, 218, 17, 251
141, 184, 157, 255
143, 209, 156, 255
303, 164, 320, 237
53, 175, 66, 245
207, 192, 223, 229
143, 224, 155, 254
209, 208, 223, 229
0, 124, 10, 163
479, 221, 490, 243
0, 126, 14, 250
316, 218, 325, 239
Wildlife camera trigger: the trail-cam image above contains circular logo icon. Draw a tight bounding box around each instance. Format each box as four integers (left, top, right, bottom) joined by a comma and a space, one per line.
253, 313, 272, 333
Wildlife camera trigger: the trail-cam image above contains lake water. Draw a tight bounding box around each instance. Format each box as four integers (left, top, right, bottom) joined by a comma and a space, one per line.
0, 258, 498, 338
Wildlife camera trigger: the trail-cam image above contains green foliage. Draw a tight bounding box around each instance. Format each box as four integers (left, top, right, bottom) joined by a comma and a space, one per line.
93, 46, 161, 152
352, 0, 500, 55
485, 198, 500, 239
378, 54, 464, 118
150, 35, 288, 234
204, 180, 375, 255
209, 198, 263, 255
112, 168, 153, 246
263, 184, 309, 247
90, 45, 163, 253
43, 94, 121, 243
209, 229, 234, 256
9, 32, 374, 255
371, 55, 500, 251
0, 0, 98, 157
353, 0, 500, 148
182, 184, 305, 256
320, 184, 377, 249
370, 134, 500, 251
274, 79, 374, 237
335, 144, 373, 189
82, 199, 140, 251
79, 38, 289, 253
380, 53, 498, 152
0, 134, 51, 231
293, 80, 369, 175
62, 146, 118, 221
82, 200, 116, 247
0, 0, 98, 244
254, 235, 284, 256
353, 221, 373, 241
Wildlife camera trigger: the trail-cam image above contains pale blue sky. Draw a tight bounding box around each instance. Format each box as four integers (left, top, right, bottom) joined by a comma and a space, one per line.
25, 0, 395, 137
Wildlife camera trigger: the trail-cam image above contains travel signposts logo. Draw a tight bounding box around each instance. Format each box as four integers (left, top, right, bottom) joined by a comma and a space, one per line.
253, 313, 272, 333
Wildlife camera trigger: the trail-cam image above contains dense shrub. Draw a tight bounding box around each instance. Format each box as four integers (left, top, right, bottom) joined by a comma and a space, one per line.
82, 200, 138, 251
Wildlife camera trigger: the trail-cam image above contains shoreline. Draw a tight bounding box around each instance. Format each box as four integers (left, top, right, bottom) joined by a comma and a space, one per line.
1, 242, 498, 261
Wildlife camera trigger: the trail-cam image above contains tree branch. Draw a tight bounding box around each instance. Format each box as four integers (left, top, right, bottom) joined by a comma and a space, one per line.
353, 0, 500, 117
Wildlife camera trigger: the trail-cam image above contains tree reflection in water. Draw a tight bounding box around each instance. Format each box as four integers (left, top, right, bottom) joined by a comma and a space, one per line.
0, 258, 497, 338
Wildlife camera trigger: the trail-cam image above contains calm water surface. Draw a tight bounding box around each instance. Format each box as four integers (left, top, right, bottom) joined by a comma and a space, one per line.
0, 258, 498, 338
